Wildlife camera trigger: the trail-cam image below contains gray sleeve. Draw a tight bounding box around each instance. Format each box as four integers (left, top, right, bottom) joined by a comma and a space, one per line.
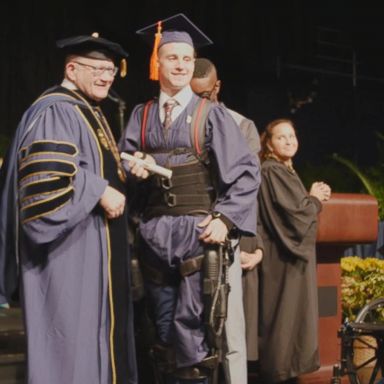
239, 118, 261, 158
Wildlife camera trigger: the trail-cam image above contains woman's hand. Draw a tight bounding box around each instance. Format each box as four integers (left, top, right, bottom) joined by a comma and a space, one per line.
309, 181, 331, 202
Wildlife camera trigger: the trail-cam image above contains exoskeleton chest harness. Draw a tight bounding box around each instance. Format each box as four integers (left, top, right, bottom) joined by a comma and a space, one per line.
139, 98, 233, 384
140, 97, 215, 219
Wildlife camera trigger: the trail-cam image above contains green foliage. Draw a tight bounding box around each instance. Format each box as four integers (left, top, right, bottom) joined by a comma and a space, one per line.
341, 256, 384, 321
299, 131, 384, 220
298, 159, 363, 193
331, 153, 384, 220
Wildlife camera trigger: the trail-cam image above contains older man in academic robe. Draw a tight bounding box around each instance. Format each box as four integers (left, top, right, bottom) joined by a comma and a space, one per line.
0, 35, 137, 384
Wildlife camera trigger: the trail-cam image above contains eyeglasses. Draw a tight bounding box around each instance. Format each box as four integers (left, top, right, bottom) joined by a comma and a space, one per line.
73, 61, 118, 77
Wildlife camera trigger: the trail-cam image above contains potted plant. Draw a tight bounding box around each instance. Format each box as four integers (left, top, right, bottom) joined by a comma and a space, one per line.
341, 256, 384, 322
341, 256, 384, 382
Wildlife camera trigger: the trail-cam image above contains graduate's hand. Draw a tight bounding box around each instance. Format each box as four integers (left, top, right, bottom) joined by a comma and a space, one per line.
99, 186, 126, 219
128, 152, 155, 180
198, 215, 228, 244
309, 181, 332, 202
240, 249, 263, 271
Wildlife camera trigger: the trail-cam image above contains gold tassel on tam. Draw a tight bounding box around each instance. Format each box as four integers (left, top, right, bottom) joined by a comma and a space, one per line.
149, 21, 162, 81
120, 58, 127, 78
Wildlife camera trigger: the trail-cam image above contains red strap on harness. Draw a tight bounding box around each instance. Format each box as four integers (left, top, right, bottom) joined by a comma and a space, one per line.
140, 100, 154, 150
193, 98, 207, 156
140, 98, 209, 155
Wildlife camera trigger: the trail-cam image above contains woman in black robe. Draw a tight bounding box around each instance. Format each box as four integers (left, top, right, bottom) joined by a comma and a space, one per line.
243, 118, 331, 383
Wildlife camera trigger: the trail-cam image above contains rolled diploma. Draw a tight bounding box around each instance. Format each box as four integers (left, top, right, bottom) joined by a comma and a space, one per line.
120, 152, 173, 179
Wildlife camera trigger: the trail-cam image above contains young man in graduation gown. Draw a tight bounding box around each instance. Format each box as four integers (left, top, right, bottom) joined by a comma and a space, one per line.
191, 57, 262, 383
119, 14, 260, 384
0, 34, 137, 384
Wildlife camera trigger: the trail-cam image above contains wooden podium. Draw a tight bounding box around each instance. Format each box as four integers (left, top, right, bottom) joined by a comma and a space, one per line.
299, 193, 379, 383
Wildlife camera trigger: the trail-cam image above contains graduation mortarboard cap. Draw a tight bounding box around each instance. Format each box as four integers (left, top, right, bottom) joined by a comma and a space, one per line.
56, 32, 129, 77
136, 13, 213, 80
136, 13, 213, 49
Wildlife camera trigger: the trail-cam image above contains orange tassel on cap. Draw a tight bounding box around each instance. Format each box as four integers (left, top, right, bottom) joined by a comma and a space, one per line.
149, 21, 162, 81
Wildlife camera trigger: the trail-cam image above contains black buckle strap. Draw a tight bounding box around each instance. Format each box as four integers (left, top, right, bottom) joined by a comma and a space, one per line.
155, 172, 210, 191
164, 192, 177, 207
163, 193, 212, 207
173, 355, 218, 380
160, 177, 172, 190
140, 260, 180, 286
179, 255, 204, 277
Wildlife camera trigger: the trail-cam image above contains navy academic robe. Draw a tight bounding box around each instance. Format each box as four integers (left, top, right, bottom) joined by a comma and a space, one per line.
119, 93, 260, 368
0, 86, 137, 384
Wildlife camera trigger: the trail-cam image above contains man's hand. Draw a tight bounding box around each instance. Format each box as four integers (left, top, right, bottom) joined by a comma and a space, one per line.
127, 151, 155, 180
240, 249, 263, 271
198, 214, 228, 244
99, 185, 126, 219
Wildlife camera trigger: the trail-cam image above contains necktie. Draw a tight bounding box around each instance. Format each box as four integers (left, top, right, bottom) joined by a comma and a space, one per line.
163, 99, 177, 130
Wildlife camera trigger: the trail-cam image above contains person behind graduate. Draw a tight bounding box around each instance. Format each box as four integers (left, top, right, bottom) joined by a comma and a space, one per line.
0, 34, 138, 384
119, 13, 260, 384
244, 118, 331, 383
191, 56, 262, 383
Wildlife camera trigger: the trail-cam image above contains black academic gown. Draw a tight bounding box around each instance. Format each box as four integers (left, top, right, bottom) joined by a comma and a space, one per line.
247, 158, 321, 382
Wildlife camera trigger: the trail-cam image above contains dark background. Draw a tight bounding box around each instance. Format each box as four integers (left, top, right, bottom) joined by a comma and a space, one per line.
1, 1, 384, 173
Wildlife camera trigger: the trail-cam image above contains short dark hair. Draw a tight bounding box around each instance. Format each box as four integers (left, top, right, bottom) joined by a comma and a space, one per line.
193, 57, 216, 78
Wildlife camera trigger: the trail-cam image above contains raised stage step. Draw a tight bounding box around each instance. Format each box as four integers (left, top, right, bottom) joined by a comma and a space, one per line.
0, 308, 25, 383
